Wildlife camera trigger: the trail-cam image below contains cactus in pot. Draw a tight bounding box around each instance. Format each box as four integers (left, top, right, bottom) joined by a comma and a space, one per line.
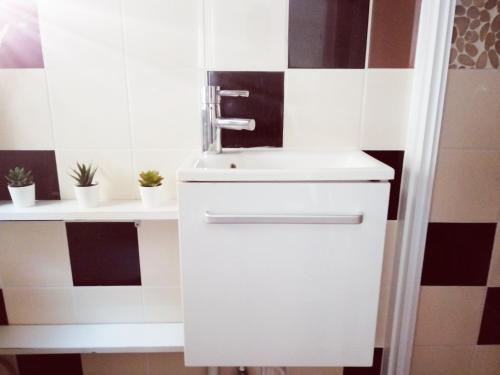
138, 170, 165, 208
70, 162, 99, 208
5, 167, 36, 208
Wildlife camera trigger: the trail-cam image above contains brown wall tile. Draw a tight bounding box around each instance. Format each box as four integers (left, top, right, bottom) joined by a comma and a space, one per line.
0, 289, 8, 325
208, 72, 284, 148
368, 0, 421, 68
289, 0, 370, 68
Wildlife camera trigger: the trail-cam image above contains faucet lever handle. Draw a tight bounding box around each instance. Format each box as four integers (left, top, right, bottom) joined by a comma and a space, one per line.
219, 89, 250, 98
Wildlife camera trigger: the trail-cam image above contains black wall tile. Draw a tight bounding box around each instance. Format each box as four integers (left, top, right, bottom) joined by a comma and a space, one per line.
66, 222, 141, 286
344, 348, 383, 375
0, 289, 8, 325
364, 151, 404, 220
207, 72, 284, 148
17, 354, 83, 375
421, 223, 496, 286
0, 151, 60, 200
478, 287, 500, 345
289, 0, 370, 68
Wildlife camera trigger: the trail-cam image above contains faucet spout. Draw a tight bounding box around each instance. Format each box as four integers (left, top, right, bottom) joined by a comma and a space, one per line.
215, 118, 256, 131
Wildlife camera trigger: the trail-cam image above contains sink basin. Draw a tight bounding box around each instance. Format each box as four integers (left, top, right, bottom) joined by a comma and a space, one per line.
177, 149, 394, 182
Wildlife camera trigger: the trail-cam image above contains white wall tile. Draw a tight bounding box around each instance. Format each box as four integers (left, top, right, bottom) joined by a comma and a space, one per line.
38, 0, 125, 70
0, 70, 53, 150
73, 286, 143, 323
137, 221, 180, 287
45, 68, 131, 150
82, 354, 148, 375
361, 69, 413, 150
127, 67, 201, 150
133, 149, 193, 201
143, 287, 182, 322
205, 0, 287, 70
3, 287, 76, 324
55, 149, 135, 200
38, 0, 131, 150
284, 70, 364, 150
0, 222, 72, 287
122, 0, 202, 70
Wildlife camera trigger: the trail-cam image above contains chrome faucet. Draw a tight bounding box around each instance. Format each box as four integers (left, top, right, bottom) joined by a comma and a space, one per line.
202, 85, 256, 153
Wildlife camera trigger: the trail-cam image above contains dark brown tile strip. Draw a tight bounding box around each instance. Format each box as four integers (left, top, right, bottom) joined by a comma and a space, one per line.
421, 223, 496, 286
288, 0, 370, 68
208, 72, 284, 148
0, 289, 8, 325
368, 0, 421, 68
364, 150, 404, 220
0, 151, 60, 200
66, 222, 141, 287
0, 0, 44, 68
478, 287, 500, 345
17, 354, 83, 375
343, 348, 383, 374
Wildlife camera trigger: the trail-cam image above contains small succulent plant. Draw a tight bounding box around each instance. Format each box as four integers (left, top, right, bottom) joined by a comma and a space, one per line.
70, 162, 97, 187
139, 170, 164, 187
5, 167, 34, 187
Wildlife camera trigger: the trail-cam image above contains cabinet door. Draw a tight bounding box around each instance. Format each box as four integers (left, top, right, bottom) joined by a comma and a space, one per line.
178, 182, 390, 367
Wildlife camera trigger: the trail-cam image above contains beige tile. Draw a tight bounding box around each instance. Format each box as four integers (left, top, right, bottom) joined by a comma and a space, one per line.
142, 287, 182, 322
470, 346, 500, 375
430, 150, 500, 222
3, 287, 76, 324
414, 287, 487, 345
381, 221, 399, 287
375, 286, 391, 347
487, 223, 500, 287
440, 70, 500, 149
0, 222, 73, 287
137, 221, 181, 287
82, 353, 148, 375
287, 368, 343, 375
284, 70, 364, 150
361, 69, 413, 150
410, 346, 474, 375
73, 286, 143, 323
148, 353, 205, 375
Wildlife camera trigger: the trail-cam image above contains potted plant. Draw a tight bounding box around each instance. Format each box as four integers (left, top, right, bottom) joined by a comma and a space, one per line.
138, 170, 165, 208
70, 162, 99, 208
5, 167, 35, 208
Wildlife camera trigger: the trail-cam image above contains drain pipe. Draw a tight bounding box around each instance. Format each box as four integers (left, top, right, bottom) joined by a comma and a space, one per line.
207, 367, 219, 375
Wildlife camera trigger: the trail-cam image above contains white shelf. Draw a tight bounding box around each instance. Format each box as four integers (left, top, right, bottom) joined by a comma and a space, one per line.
0, 323, 184, 354
0, 200, 178, 221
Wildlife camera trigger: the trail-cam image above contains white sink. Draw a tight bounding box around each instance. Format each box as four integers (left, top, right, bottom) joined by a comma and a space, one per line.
177, 149, 394, 182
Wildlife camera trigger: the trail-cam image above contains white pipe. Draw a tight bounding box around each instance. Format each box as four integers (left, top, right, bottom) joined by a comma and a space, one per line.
207, 367, 219, 375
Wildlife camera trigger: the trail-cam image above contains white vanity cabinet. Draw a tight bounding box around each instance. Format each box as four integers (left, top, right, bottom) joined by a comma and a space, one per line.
178, 181, 390, 367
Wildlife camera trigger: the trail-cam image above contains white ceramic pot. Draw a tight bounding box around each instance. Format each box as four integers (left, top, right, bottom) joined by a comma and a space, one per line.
139, 185, 165, 208
74, 184, 99, 208
8, 184, 35, 208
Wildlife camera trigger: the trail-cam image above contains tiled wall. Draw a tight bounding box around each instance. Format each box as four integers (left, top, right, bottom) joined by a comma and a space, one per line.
0, 0, 420, 374
410, 2, 500, 373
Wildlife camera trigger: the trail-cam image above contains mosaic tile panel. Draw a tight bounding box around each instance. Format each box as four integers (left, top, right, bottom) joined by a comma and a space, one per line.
450, 0, 500, 69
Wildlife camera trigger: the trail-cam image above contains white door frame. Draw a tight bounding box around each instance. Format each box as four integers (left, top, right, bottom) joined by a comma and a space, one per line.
383, 0, 457, 374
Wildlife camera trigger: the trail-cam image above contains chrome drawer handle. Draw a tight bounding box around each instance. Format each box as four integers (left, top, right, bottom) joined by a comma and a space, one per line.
205, 212, 363, 224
